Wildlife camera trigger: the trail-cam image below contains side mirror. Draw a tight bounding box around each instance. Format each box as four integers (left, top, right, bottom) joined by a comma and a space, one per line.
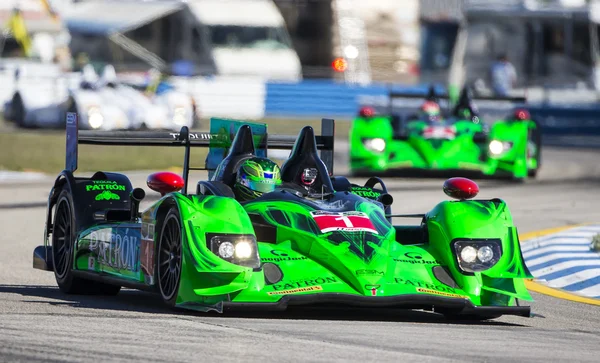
512, 109, 531, 121
443, 177, 479, 200
147, 172, 184, 196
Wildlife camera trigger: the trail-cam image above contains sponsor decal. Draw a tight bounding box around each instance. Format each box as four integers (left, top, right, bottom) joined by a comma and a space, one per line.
88, 256, 95, 270
310, 211, 378, 234
356, 269, 384, 276
95, 190, 120, 201
88, 228, 139, 272
394, 278, 458, 295
169, 132, 214, 140
352, 190, 381, 198
394, 252, 439, 265
261, 249, 308, 262
349, 186, 381, 199
268, 286, 323, 295
416, 288, 466, 299
272, 276, 337, 291
365, 284, 380, 296
140, 222, 155, 283
85, 180, 126, 192
66, 112, 76, 124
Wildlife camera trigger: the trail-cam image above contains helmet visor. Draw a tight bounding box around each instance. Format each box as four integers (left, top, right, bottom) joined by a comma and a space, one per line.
241, 178, 279, 194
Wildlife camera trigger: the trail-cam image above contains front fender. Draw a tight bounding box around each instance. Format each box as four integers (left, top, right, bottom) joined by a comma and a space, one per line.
488, 121, 529, 177
161, 194, 261, 306
426, 199, 533, 304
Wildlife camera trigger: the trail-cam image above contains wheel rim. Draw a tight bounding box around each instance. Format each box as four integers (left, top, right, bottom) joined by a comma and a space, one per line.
53, 200, 71, 279
158, 215, 181, 301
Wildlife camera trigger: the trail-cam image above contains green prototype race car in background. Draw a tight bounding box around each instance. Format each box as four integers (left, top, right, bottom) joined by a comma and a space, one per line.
32, 112, 534, 320
350, 86, 541, 180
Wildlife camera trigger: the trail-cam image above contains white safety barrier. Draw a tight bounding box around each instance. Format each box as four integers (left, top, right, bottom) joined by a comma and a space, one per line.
170, 76, 266, 120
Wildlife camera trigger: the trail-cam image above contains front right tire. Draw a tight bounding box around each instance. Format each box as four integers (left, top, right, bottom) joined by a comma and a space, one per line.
157, 207, 183, 307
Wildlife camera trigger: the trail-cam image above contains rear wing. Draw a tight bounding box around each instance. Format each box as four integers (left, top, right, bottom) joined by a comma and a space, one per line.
65, 112, 335, 194
358, 86, 527, 120
386, 90, 527, 112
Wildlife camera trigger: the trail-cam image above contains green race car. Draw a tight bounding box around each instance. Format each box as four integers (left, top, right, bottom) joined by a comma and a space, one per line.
350, 87, 541, 180
32, 112, 533, 320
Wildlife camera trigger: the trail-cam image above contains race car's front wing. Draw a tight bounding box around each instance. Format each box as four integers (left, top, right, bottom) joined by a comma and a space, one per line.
190, 293, 532, 318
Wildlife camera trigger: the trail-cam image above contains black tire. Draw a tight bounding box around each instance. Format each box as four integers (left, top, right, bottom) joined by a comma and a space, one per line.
528, 169, 538, 178
52, 190, 89, 294
52, 189, 121, 295
157, 207, 183, 307
12, 94, 26, 127
527, 123, 542, 178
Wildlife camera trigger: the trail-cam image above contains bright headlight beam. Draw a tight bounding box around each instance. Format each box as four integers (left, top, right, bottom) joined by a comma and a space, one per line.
364, 138, 386, 152
477, 245, 494, 263
88, 112, 104, 129
460, 246, 478, 263
234, 241, 253, 259
489, 140, 504, 155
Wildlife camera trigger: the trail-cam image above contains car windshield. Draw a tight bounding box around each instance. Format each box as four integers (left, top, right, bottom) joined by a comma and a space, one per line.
208, 25, 292, 50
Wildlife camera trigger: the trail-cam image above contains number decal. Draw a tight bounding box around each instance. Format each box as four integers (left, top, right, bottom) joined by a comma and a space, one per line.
310, 211, 378, 234
423, 126, 456, 140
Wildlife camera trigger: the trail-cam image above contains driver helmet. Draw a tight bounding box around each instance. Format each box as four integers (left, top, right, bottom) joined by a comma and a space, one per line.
234, 157, 282, 201
420, 101, 442, 122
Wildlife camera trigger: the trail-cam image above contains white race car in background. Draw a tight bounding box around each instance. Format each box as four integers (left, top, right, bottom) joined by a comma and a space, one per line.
3, 63, 197, 131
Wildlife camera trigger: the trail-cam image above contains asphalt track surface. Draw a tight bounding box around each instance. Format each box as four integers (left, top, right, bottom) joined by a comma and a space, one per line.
1, 145, 600, 362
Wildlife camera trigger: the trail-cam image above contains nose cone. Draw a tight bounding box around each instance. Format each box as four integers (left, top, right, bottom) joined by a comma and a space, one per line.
316, 230, 392, 296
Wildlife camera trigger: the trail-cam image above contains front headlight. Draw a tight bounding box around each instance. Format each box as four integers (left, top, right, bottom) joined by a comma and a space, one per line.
87, 106, 104, 129
208, 234, 259, 268
488, 140, 513, 155
453, 239, 503, 273
173, 106, 186, 125
363, 138, 386, 153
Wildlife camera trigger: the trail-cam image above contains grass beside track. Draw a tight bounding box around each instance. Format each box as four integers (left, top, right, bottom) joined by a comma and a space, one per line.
0, 117, 350, 174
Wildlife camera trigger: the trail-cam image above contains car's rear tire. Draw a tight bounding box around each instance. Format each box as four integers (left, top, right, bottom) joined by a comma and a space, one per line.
157, 207, 183, 307
52, 189, 122, 295
52, 190, 89, 294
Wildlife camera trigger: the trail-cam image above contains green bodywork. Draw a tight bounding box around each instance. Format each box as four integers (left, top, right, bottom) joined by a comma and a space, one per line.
71, 181, 533, 313
349, 115, 539, 179
37, 116, 534, 318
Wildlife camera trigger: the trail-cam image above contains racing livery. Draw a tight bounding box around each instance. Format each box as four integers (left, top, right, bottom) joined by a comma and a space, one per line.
350, 86, 541, 180
32, 113, 533, 320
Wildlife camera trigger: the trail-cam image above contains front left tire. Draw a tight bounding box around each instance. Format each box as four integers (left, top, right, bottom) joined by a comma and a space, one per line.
52, 189, 121, 295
